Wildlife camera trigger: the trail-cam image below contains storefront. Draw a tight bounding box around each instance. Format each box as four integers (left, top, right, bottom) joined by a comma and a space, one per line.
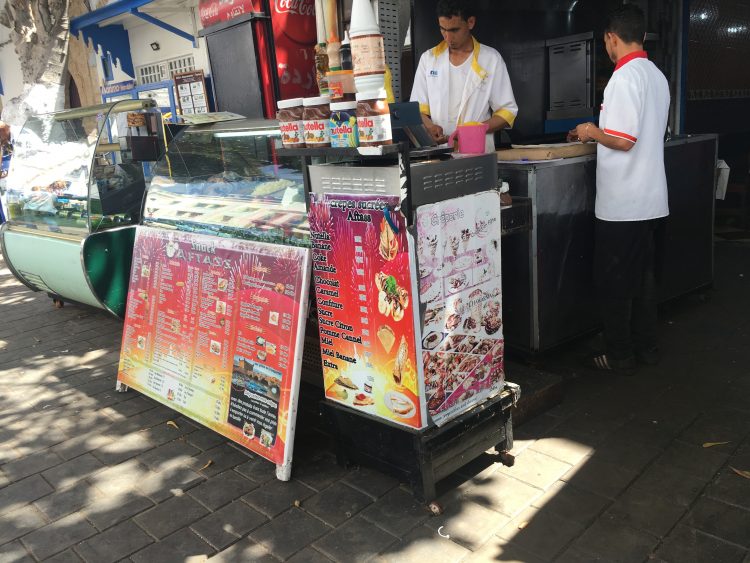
1, 0, 725, 500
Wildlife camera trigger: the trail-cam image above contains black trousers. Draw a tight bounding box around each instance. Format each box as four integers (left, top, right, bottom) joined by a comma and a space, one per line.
593, 218, 662, 361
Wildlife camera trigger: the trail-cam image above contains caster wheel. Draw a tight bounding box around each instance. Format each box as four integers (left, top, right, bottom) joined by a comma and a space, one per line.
499, 451, 515, 467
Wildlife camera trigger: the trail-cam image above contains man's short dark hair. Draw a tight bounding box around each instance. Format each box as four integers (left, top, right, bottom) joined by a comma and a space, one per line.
605, 4, 646, 44
436, 0, 476, 21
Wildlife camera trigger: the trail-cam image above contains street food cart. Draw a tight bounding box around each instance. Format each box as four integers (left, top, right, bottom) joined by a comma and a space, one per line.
113, 117, 525, 495
0, 100, 164, 317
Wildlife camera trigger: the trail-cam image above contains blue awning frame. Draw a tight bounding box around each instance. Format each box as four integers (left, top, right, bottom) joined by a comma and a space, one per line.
70, 0, 198, 79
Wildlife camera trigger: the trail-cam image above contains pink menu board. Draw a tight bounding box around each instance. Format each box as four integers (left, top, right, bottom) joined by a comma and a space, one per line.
416, 191, 505, 426
117, 227, 310, 475
309, 193, 426, 429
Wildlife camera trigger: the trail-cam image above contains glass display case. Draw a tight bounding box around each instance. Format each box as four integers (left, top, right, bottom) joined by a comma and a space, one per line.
0, 100, 165, 317
144, 119, 309, 247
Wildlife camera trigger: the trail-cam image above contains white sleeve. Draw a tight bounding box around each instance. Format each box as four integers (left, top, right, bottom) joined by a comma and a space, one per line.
490, 55, 518, 128
601, 75, 642, 143
409, 53, 431, 116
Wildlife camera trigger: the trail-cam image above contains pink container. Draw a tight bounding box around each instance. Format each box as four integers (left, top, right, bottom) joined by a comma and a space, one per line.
448, 123, 489, 154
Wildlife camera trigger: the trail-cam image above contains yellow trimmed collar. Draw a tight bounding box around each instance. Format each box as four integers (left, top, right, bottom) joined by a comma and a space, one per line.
431, 36, 488, 80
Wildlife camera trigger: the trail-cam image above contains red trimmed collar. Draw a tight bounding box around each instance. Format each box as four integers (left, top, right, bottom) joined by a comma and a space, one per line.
615, 50, 648, 71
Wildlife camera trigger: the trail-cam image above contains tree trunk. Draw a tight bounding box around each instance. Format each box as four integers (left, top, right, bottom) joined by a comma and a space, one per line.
0, 0, 71, 128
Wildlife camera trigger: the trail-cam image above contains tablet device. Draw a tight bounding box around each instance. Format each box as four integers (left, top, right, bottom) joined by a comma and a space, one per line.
389, 102, 438, 148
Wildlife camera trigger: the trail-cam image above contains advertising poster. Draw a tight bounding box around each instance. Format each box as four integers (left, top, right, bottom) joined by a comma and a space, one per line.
271, 0, 317, 100
308, 193, 426, 429
117, 227, 310, 473
174, 70, 209, 116
416, 191, 505, 426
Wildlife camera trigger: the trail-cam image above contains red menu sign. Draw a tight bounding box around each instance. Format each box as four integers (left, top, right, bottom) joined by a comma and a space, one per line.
309, 193, 426, 429
270, 0, 317, 99
117, 227, 310, 474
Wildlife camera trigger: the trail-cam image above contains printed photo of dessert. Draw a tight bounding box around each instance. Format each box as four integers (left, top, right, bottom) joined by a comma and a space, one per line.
210, 340, 221, 355
375, 272, 409, 322
379, 217, 398, 261
217, 278, 228, 291
377, 325, 396, 353
242, 422, 256, 439
353, 393, 375, 407
385, 391, 415, 418
421, 331, 443, 351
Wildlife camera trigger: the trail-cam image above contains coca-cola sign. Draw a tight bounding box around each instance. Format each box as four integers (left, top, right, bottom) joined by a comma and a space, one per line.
275, 0, 315, 17
199, 0, 260, 28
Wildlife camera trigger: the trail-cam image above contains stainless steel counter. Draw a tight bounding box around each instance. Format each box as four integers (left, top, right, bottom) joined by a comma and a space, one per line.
499, 134, 718, 354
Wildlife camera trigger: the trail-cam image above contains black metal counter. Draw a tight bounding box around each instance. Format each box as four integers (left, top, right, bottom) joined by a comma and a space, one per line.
499, 134, 718, 354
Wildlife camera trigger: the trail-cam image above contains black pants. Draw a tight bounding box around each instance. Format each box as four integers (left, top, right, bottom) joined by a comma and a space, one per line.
594, 218, 662, 362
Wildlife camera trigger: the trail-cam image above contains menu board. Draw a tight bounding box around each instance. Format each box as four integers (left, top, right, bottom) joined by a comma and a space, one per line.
308, 193, 426, 429
174, 70, 208, 115
117, 227, 310, 473
416, 191, 505, 426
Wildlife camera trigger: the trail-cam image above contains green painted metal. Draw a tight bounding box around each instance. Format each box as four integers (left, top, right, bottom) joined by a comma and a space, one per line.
82, 227, 136, 318
1, 230, 104, 310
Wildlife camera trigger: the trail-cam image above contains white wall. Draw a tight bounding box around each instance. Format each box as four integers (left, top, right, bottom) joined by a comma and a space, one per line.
124, 10, 209, 80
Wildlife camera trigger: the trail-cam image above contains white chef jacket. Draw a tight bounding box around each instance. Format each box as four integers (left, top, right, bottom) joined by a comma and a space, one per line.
410, 37, 518, 153
596, 51, 671, 221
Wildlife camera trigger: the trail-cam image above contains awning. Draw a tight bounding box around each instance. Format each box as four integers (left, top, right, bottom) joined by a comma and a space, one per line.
70, 0, 198, 78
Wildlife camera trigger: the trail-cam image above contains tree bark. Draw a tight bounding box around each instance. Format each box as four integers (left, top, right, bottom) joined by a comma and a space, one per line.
0, 0, 71, 128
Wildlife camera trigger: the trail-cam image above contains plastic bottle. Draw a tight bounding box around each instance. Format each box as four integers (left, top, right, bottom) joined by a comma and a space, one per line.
327, 32, 342, 71
349, 0, 386, 92
314, 0, 330, 95
340, 31, 352, 71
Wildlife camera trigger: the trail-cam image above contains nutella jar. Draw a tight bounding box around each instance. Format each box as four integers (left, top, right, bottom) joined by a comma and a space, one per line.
303, 96, 332, 147
276, 98, 305, 148
356, 90, 392, 147
329, 101, 359, 148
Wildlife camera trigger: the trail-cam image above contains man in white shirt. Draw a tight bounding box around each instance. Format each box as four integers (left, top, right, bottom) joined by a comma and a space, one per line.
410, 0, 518, 152
570, 4, 670, 374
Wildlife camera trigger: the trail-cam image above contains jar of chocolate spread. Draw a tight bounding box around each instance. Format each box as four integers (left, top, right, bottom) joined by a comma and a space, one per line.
356, 90, 392, 147
302, 96, 332, 147
276, 98, 305, 148
329, 101, 359, 148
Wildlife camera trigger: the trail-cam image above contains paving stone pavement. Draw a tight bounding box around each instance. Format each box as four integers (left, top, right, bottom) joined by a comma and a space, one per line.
1, 242, 749, 563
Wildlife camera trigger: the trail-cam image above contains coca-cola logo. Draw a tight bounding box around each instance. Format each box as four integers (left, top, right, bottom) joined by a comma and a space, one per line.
200, 4, 219, 19
275, 0, 315, 17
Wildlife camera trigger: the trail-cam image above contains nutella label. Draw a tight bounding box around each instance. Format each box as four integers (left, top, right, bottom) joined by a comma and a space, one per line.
357, 113, 392, 145
303, 119, 330, 145
351, 34, 386, 76
330, 110, 359, 148
280, 120, 304, 146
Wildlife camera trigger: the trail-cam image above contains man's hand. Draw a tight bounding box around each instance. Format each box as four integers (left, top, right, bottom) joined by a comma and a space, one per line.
572, 122, 596, 143
427, 123, 447, 144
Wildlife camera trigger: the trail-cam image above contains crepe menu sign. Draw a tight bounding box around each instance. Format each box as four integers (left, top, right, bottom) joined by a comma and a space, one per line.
117, 227, 310, 478
309, 193, 426, 429
416, 191, 505, 426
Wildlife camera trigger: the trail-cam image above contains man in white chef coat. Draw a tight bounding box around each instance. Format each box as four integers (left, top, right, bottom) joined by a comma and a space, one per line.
410, 0, 518, 152
570, 4, 670, 374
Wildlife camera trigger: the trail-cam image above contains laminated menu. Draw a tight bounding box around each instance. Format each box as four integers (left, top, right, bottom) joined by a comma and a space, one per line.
117, 227, 310, 475
309, 193, 426, 429
416, 191, 505, 426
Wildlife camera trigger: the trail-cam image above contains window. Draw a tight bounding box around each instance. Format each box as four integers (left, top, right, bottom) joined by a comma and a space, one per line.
136, 55, 196, 85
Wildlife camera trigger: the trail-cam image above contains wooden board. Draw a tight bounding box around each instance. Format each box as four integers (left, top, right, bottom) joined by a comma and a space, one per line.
497, 142, 597, 161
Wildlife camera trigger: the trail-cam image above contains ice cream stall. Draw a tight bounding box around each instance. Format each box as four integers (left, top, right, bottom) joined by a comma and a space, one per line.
110, 113, 525, 497
0, 99, 165, 317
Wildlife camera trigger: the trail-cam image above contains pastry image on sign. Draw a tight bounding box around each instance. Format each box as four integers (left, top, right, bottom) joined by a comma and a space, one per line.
379, 217, 398, 261
393, 335, 409, 385
375, 272, 409, 321
243, 422, 256, 439
385, 391, 415, 417
353, 393, 375, 407
377, 325, 396, 353
334, 375, 358, 390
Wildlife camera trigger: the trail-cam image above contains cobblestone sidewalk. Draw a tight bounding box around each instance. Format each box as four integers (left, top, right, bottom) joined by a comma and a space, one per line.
1, 243, 749, 563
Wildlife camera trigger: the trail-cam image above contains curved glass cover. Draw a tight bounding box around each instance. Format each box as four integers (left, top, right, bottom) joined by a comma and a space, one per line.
4, 102, 159, 237
145, 119, 309, 247
4, 113, 100, 237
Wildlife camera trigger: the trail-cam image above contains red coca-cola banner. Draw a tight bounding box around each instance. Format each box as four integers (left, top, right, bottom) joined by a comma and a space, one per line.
271, 0, 317, 99
199, 0, 261, 28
